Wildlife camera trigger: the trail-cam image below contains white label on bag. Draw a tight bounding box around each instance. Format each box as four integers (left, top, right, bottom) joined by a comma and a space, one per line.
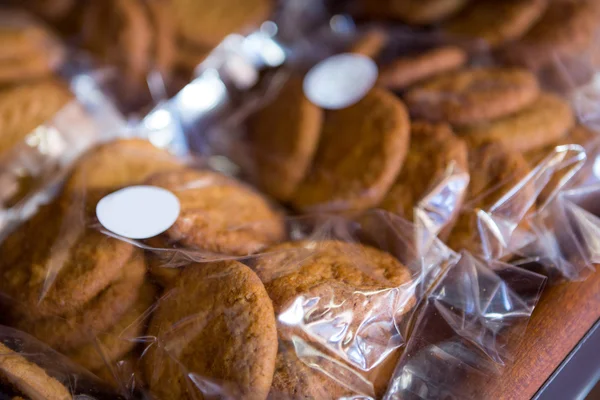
303, 53, 378, 109
96, 186, 180, 239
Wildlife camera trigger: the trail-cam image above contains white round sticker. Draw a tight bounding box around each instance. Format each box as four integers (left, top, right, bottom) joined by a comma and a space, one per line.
303, 53, 378, 110
96, 186, 180, 239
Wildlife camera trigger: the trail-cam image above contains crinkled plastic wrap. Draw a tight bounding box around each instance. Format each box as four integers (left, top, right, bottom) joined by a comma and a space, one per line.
384, 253, 546, 400
0, 10, 127, 238
0, 325, 124, 399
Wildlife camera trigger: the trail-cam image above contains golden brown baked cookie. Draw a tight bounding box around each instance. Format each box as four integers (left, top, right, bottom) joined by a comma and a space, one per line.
269, 341, 357, 399
0, 200, 134, 319
144, 236, 186, 287
0, 80, 72, 155
378, 46, 467, 91
445, 0, 548, 48
67, 282, 156, 371
254, 240, 413, 312
63, 139, 181, 200
12, 253, 146, 352
145, 169, 285, 255
458, 92, 574, 153
247, 77, 323, 201
292, 88, 410, 212
380, 121, 468, 230
143, 261, 278, 400
405, 67, 540, 125
498, 0, 600, 71
0, 11, 65, 84
349, 28, 388, 58
145, 0, 176, 78
171, 0, 272, 48
447, 141, 532, 254
363, 0, 469, 24
0, 342, 71, 400
81, 0, 153, 83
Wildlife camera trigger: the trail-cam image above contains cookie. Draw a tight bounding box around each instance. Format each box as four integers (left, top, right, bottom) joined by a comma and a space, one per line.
0, 200, 134, 318
292, 88, 410, 212
363, 0, 468, 24
145, 0, 176, 79
63, 138, 181, 202
380, 121, 468, 233
269, 341, 357, 399
0, 342, 71, 400
247, 76, 323, 201
18, 0, 76, 22
12, 252, 146, 352
144, 236, 187, 287
81, 0, 153, 83
458, 92, 574, 153
0, 11, 65, 84
405, 67, 540, 126
378, 46, 467, 91
445, 0, 548, 48
349, 28, 388, 58
145, 169, 285, 255
171, 0, 272, 48
253, 240, 413, 314
67, 282, 156, 371
498, 0, 600, 71
0, 80, 72, 155
447, 141, 532, 254
143, 261, 278, 400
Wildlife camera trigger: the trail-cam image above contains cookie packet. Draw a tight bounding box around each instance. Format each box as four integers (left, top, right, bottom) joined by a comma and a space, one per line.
0, 325, 125, 399
0, 132, 547, 399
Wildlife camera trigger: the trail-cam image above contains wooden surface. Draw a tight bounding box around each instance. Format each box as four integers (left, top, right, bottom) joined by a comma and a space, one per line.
476, 267, 600, 400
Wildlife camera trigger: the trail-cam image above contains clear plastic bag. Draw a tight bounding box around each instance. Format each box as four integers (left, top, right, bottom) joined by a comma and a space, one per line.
0, 325, 124, 399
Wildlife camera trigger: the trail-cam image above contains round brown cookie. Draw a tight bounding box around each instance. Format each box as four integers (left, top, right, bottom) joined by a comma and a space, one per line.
171, 0, 272, 48
247, 76, 323, 201
145, 0, 176, 79
269, 341, 358, 399
444, 0, 548, 48
0, 48, 64, 85
380, 121, 468, 233
378, 46, 467, 91
362, 0, 469, 24
253, 240, 413, 314
143, 260, 278, 400
12, 253, 146, 352
81, 0, 152, 83
68, 282, 157, 371
0, 80, 72, 155
498, 0, 600, 71
349, 29, 388, 58
0, 200, 134, 319
144, 236, 187, 287
458, 92, 574, 153
292, 88, 410, 213
447, 141, 533, 254
0, 342, 72, 400
63, 138, 181, 201
18, 0, 77, 22
404, 67, 540, 126
145, 169, 285, 255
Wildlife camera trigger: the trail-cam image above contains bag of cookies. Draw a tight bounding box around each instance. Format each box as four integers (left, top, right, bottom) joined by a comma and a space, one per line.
0, 135, 472, 398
